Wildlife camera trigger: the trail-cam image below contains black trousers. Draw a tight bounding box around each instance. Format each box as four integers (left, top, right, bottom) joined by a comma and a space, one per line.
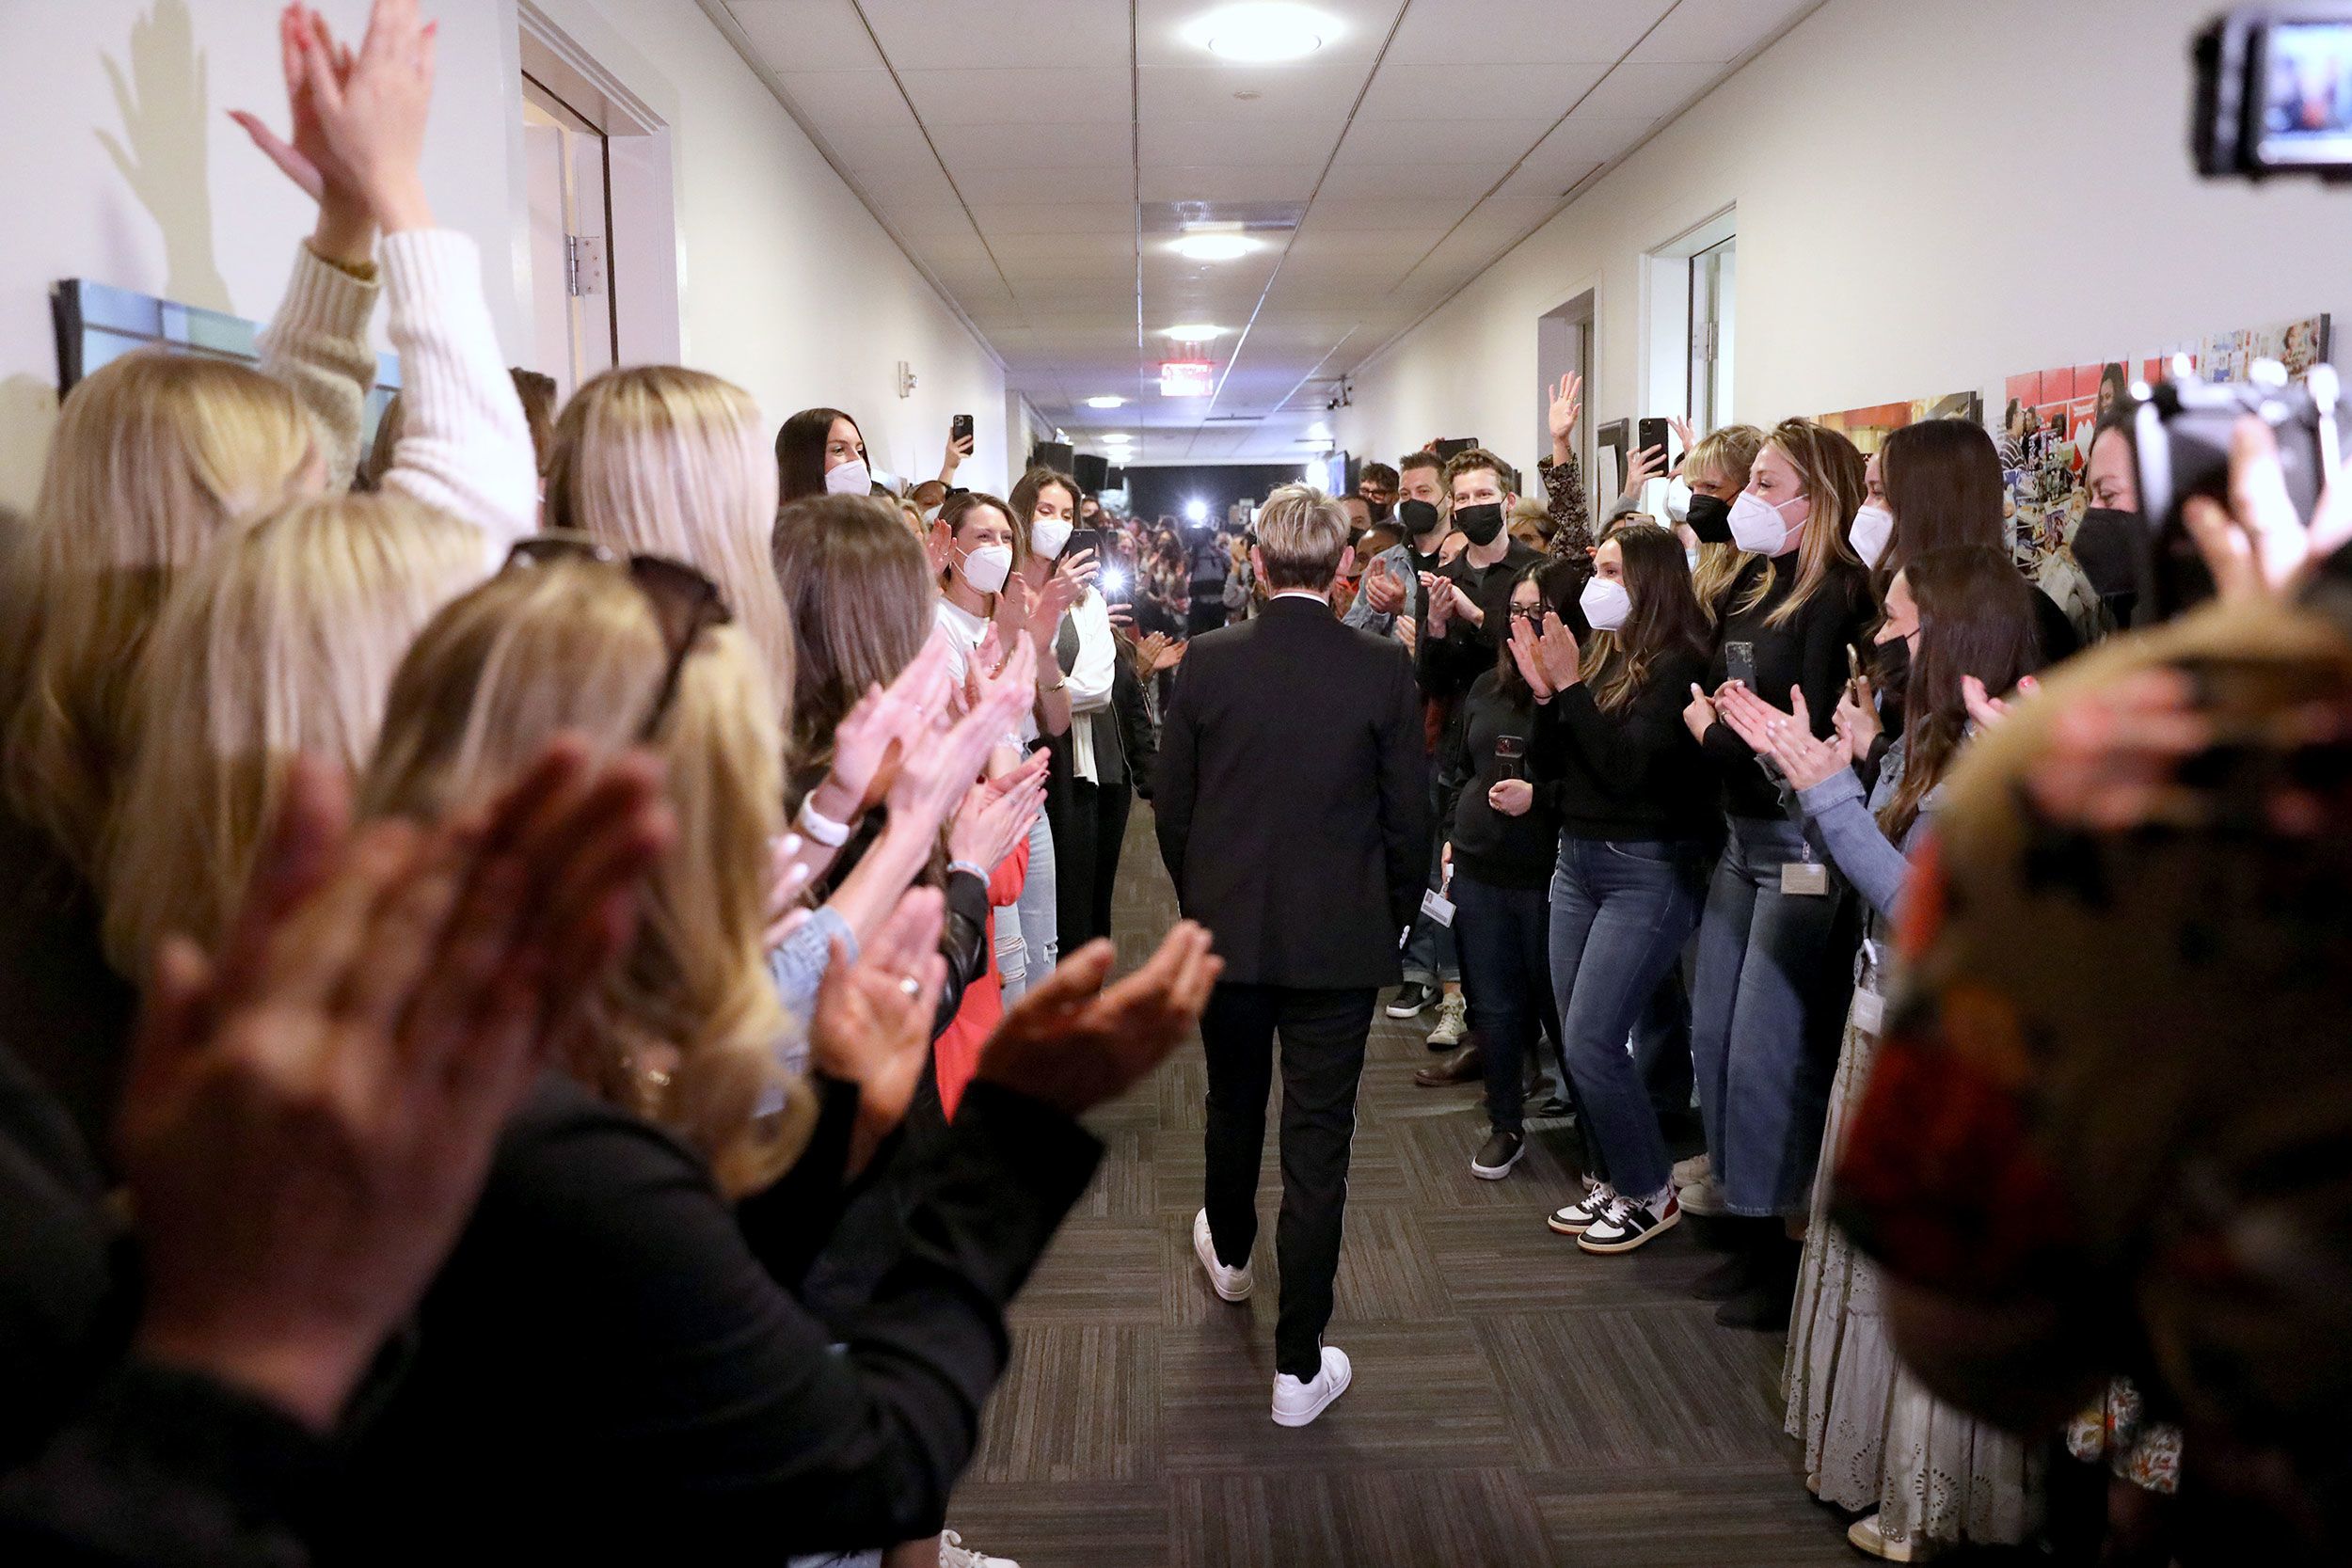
1200, 981, 1374, 1379
1054, 775, 1131, 951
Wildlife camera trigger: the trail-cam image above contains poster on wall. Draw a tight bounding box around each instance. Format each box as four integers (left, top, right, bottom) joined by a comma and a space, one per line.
1990, 313, 2333, 572
1813, 390, 1984, 455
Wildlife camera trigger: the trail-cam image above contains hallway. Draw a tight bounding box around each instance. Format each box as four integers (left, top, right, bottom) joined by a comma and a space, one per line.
946, 806, 1856, 1567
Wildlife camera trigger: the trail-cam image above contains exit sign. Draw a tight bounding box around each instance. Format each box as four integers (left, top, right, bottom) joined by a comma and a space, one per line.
1160, 359, 1214, 397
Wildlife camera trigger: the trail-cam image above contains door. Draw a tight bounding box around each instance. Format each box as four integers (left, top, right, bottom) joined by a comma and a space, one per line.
522, 75, 617, 401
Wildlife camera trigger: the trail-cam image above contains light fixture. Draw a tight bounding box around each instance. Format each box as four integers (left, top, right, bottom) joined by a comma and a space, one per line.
1307, 420, 1332, 439
1174, 226, 1256, 262
1183, 3, 1334, 64
1184, 499, 1210, 525
1083, 395, 1127, 409
1161, 323, 1228, 341
1101, 432, 1135, 445
1160, 359, 1215, 397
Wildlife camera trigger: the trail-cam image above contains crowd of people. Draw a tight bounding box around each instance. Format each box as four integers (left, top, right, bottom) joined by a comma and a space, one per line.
1, 4, 2347, 1565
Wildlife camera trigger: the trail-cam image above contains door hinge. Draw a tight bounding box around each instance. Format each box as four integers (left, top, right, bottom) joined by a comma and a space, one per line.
564, 233, 606, 297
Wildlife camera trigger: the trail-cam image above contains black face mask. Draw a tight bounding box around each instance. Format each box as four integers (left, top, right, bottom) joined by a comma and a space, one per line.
1366, 498, 1393, 524
1872, 632, 1912, 701
1397, 499, 1441, 544
1455, 501, 1506, 547
2071, 505, 2140, 605
1685, 491, 1733, 546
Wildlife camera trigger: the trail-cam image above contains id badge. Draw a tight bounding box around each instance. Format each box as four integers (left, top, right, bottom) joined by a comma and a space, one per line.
1780, 860, 1829, 897
1420, 887, 1456, 927
1851, 986, 1886, 1037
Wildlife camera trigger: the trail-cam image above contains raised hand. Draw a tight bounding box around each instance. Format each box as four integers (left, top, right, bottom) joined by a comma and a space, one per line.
890, 637, 1039, 839
1506, 616, 1555, 701
1360, 556, 1406, 616
1547, 372, 1583, 458
230, 8, 354, 215
1621, 442, 1674, 502
1835, 672, 1881, 765
976, 923, 1223, 1117
1962, 673, 2039, 732
1670, 414, 1699, 453
294, 0, 437, 232
124, 741, 669, 1432
948, 775, 1043, 876
2179, 414, 2352, 600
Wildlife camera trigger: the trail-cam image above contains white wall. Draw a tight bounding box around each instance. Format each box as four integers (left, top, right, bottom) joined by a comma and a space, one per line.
0, 0, 1008, 513
1335, 0, 2351, 489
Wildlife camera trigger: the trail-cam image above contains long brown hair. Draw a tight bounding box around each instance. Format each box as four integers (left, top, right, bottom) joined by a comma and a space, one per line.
771, 494, 935, 800
774, 405, 863, 505
1737, 418, 1867, 629
1585, 523, 1713, 714
1495, 559, 1582, 704
1879, 545, 2043, 843
1007, 466, 1079, 567
1878, 419, 2005, 594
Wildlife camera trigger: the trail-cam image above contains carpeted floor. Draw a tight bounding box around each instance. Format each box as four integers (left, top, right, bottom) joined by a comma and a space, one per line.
942, 804, 1896, 1567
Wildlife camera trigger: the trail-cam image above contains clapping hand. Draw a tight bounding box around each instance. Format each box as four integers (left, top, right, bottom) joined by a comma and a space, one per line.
1507, 610, 1581, 699
276, 0, 437, 233
1360, 556, 1406, 616
1755, 688, 1849, 793
807, 889, 946, 1176
1962, 673, 2039, 732
977, 924, 1223, 1117
1835, 672, 1882, 765
949, 774, 1044, 877
124, 741, 670, 1432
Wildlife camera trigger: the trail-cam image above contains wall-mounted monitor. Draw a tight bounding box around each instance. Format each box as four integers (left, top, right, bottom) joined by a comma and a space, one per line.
53, 278, 404, 447
1073, 451, 1110, 491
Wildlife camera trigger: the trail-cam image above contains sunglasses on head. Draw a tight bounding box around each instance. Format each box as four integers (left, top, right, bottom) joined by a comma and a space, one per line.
501, 532, 732, 741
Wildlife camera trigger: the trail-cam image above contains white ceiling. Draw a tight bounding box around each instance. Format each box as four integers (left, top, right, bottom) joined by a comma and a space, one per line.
711, 0, 1821, 465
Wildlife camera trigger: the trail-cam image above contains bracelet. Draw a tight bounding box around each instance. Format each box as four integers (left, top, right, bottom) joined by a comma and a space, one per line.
1041, 677, 1068, 693
946, 859, 988, 882
796, 795, 853, 847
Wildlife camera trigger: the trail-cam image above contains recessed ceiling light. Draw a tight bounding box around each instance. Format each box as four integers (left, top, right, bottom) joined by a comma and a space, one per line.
1184, 3, 1334, 64
1161, 324, 1228, 341
1175, 231, 1256, 261
1083, 395, 1127, 409
1101, 433, 1136, 444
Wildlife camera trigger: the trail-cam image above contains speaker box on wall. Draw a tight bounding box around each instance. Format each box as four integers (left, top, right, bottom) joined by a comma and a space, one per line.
1107, 465, 1126, 490
1073, 452, 1109, 491
1030, 440, 1074, 474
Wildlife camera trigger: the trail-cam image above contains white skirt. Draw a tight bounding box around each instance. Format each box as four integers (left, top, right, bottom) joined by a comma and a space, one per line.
1781, 989, 2039, 1548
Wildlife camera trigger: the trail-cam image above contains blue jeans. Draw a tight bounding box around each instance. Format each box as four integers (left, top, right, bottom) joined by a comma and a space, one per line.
1401, 765, 1459, 987
1549, 836, 1709, 1196
1688, 813, 1859, 1217
1451, 874, 1558, 1134
996, 810, 1057, 1004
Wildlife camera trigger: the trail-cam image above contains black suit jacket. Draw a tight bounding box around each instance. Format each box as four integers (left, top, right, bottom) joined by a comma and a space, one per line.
1154, 594, 1430, 989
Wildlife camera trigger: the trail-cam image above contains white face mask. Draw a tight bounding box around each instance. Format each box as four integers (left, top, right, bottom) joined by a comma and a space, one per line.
1686, 546, 1702, 571
1849, 502, 1895, 569
1663, 475, 1693, 525
1578, 577, 1631, 632
1728, 489, 1807, 556
957, 542, 1014, 595
823, 457, 872, 496
1029, 515, 1073, 561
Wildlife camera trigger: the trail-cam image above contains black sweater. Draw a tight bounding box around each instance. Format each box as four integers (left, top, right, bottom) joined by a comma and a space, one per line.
1702, 556, 1873, 818
1539, 646, 1719, 844
1447, 670, 1558, 890
332, 1072, 1101, 1563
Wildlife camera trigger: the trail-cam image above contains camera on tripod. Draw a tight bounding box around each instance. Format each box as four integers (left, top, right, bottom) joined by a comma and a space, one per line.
2195, 5, 2352, 180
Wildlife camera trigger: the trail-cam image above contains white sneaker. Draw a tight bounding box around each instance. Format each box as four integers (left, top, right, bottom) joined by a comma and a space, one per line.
1547, 1180, 1616, 1235
1271, 1344, 1352, 1427
1846, 1513, 1943, 1561
1677, 1173, 1731, 1216
1425, 991, 1469, 1048
939, 1528, 1021, 1568
1671, 1151, 1710, 1188
1193, 1208, 1252, 1302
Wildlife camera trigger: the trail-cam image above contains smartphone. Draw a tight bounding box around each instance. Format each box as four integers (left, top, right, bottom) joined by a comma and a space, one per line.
950, 413, 974, 444
1726, 641, 1757, 690
1637, 416, 1672, 468
1494, 735, 1527, 782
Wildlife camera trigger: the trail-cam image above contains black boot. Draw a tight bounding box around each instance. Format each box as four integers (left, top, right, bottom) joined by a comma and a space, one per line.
1689, 1221, 1762, 1301
1715, 1229, 1801, 1330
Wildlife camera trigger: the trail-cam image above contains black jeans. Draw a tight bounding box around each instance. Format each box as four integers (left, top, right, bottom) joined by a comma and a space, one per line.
1451, 873, 1561, 1136
1054, 776, 1132, 951
1200, 982, 1373, 1379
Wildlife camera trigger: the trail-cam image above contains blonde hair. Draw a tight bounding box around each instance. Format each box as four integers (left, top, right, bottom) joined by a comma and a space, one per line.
543, 367, 794, 720
358, 558, 810, 1197
1682, 423, 1765, 625
101, 494, 485, 975
1724, 419, 1865, 628
3, 351, 316, 872
1253, 483, 1351, 590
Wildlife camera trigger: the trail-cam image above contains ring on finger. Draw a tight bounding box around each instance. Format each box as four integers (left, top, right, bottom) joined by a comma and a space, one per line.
897, 974, 922, 999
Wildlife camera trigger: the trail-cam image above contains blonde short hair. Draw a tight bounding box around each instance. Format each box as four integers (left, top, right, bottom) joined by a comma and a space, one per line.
1253, 483, 1351, 591
359, 556, 808, 1198
101, 494, 484, 975
544, 367, 794, 720
3, 351, 316, 872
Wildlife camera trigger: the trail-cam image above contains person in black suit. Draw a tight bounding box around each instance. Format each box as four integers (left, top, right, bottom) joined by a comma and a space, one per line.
1154, 483, 1429, 1428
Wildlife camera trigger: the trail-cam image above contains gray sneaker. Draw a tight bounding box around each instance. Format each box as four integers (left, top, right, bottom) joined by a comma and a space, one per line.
1677, 1173, 1731, 1216
1671, 1151, 1710, 1188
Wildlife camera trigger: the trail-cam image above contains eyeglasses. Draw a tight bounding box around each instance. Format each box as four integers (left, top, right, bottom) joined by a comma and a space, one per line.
502, 532, 732, 741
1508, 604, 1546, 624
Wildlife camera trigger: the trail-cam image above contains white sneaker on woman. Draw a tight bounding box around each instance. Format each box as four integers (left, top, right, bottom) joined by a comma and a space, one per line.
939, 1528, 1020, 1567
1271, 1344, 1353, 1427
1671, 1151, 1710, 1188
1846, 1513, 1943, 1561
